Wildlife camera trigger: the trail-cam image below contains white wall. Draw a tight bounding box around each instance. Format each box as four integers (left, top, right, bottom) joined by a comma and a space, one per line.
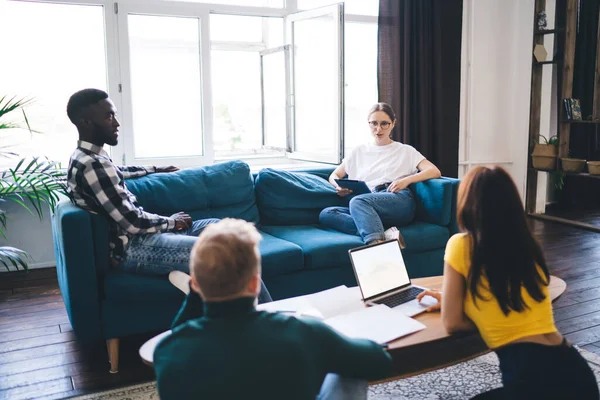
0, 201, 55, 271
459, 0, 536, 201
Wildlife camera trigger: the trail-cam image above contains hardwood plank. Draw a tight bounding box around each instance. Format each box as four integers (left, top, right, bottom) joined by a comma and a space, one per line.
0, 360, 98, 391
59, 324, 73, 333
566, 325, 600, 346
0, 331, 75, 354
563, 286, 600, 304
554, 298, 600, 322
0, 377, 72, 400
0, 341, 81, 365
0, 350, 84, 376
551, 293, 579, 309
0, 294, 62, 311
0, 325, 60, 344
0, 308, 68, 328
11, 285, 61, 296
0, 301, 65, 319
556, 310, 600, 334
0, 315, 70, 335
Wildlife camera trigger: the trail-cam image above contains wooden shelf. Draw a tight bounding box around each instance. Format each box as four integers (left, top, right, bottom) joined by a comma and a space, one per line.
534, 28, 564, 35
530, 168, 600, 179
560, 119, 600, 124
534, 60, 561, 65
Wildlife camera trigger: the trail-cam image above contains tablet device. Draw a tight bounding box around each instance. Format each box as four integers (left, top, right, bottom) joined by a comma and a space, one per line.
334, 179, 372, 195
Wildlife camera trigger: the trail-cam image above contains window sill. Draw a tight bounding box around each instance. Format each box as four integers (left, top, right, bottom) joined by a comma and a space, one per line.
214, 155, 333, 173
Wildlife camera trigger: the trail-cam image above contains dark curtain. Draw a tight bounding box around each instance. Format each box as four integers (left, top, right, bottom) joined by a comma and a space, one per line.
377, 0, 463, 178
561, 0, 600, 208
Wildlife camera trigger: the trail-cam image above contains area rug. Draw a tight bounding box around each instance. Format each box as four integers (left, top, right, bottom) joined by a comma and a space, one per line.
68, 348, 600, 400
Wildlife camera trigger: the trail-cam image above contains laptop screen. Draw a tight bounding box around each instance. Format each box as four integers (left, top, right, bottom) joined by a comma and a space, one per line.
349, 240, 410, 299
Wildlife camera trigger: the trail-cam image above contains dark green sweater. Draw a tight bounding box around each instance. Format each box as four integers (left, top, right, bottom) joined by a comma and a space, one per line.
154, 296, 393, 400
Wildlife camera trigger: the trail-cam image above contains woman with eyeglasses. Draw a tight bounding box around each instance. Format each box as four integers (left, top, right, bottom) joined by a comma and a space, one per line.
320, 102, 441, 245
416, 166, 599, 399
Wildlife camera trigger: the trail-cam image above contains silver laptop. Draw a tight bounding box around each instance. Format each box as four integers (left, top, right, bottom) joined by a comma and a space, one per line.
348, 239, 433, 317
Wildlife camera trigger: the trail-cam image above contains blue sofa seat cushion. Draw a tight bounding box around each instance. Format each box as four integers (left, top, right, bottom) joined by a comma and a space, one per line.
104, 272, 184, 304
255, 168, 348, 225
262, 223, 449, 271
260, 225, 363, 270
258, 231, 304, 278
125, 160, 260, 223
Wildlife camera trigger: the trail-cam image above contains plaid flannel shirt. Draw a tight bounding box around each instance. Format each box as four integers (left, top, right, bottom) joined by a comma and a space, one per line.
67, 141, 175, 258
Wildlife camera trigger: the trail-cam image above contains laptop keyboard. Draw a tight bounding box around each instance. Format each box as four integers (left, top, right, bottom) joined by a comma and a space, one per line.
374, 287, 425, 308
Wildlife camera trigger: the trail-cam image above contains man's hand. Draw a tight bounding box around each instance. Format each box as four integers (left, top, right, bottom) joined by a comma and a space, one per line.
170, 212, 192, 231
156, 166, 179, 173
336, 186, 353, 197
416, 290, 442, 312
387, 178, 411, 193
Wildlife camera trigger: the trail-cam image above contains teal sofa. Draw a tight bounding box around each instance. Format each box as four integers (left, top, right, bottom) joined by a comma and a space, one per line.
52, 160, 458, 367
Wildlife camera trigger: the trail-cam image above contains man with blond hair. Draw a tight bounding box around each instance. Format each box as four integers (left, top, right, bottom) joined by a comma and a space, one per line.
154, 218, 392, 400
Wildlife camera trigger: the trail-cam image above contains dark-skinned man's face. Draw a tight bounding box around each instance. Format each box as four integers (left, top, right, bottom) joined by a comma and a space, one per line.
82, 98, 120, 146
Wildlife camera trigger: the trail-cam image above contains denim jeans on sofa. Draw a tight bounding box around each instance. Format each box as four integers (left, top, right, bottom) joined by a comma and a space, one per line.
51, 160, 459, 370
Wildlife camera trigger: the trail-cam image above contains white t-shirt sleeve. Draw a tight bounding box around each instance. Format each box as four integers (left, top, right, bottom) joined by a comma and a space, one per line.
342, 146, 360, 178
407, 146, 426, 171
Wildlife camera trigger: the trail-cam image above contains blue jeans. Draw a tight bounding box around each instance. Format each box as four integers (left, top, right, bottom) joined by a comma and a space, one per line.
120, 218, 220, 275
318, 374, 367, 400
319, 189, 416, 243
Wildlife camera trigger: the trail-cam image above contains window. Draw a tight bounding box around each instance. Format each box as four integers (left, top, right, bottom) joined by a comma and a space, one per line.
3, 0, 378, 168
127, 15, 204, 159
210, 14, 284, 158
0, 1, 107, 169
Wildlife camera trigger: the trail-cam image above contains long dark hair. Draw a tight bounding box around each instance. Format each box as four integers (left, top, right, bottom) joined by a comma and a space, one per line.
457, 166, 549, 315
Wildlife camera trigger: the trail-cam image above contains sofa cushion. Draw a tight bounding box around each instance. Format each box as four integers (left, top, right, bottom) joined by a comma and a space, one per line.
258, 231, 304, 278
104, 272, 184, 304
260, 225, 363, 270
255, 168, 348, 225
398, 222, 450, 253
410, 178, 455, 227
125, 160, 259, 223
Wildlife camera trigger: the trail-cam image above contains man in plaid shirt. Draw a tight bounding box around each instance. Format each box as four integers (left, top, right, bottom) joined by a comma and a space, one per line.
65, 89, 272, 302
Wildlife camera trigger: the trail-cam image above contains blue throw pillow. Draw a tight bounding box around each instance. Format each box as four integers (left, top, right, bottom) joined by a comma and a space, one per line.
255, 168, 349, 225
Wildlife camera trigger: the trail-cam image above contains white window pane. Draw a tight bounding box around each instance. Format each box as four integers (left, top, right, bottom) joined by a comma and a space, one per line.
211, 15, 263, 42
172, 0, 283, 7
293, 14, 338, 156
344, 22, 378, 153
0, 1, 106, 169
298, 0, 379, 16
128, 15, 203, 159
212, 51, 262, 154
262, 51, 287, 149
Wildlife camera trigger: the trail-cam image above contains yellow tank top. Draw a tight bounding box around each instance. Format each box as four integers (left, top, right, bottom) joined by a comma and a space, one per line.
444, 233, 557, 349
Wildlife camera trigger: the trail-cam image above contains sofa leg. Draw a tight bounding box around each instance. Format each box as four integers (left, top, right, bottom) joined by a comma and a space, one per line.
106, 338, 120, 374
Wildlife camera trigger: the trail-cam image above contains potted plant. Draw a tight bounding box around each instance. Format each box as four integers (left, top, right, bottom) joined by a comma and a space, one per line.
0, 96, 67, 270
531, 135, 558, 170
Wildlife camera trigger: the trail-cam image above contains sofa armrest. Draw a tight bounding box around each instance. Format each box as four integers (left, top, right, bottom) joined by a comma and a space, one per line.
52, 201, 106, 344
410, 177, 459, 228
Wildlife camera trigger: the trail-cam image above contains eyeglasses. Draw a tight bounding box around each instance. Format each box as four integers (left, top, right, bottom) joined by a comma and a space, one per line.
368, 121, 392, 129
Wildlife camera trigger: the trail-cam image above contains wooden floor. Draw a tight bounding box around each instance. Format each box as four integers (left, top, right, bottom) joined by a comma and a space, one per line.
2, 218, 600, 399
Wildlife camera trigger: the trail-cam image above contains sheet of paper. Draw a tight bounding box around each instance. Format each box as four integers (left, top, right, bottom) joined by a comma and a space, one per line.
304, 285, 365, 319
323, 304, 426, 344
256, 294, 324, 319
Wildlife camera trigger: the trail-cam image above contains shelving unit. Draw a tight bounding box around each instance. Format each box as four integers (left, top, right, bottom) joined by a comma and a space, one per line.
524, 0, 600, 232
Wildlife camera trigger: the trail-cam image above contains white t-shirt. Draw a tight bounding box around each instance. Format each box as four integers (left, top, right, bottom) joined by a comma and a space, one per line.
343, 141, 426, 190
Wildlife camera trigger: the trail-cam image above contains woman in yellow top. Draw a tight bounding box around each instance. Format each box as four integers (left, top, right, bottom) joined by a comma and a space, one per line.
417, 166, 599, 399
